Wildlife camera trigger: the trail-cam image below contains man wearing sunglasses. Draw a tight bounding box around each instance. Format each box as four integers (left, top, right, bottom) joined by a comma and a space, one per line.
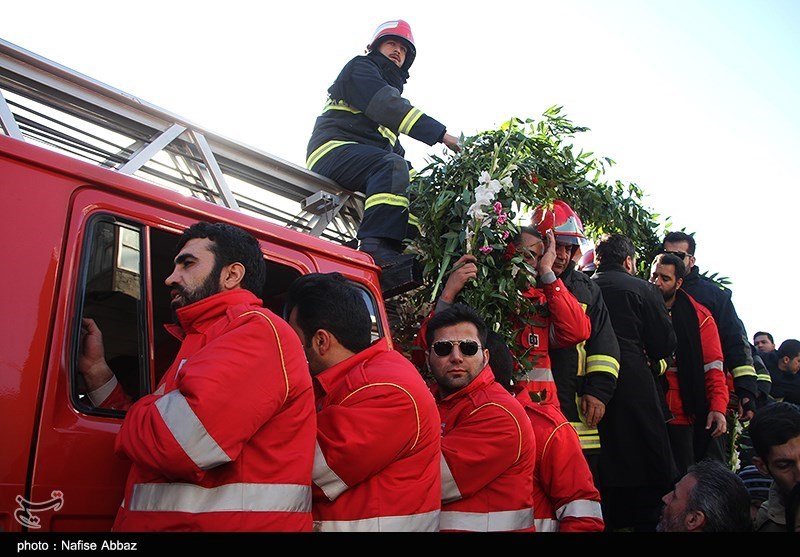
425, 303, 536, 532
662, 232, 762, 421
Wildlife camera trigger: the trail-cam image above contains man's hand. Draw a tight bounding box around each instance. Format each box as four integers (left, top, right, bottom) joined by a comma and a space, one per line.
441, 254, 477, 304
77, 318, 114, 392
537, 229, 557, 277
738, 397, 755, 422
706, 410, 728, 438
442, 132, 461, 153
580, 394, 605, 428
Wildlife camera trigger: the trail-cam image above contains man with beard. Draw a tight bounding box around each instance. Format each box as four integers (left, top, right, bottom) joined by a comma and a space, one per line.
77, 221, 317, 531
649, 253, 729, 476
306, 19, 460, 268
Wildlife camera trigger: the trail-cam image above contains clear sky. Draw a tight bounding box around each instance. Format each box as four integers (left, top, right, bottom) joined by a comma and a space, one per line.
3, 0, 798, 346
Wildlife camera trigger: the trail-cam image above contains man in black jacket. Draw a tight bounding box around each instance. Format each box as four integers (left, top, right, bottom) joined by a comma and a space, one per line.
661, 232, 760, 421
306, 19, 460, 268
592, 233, 678, 531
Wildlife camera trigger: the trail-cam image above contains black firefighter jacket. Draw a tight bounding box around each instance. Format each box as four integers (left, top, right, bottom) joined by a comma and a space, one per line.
592, 263, 678, 489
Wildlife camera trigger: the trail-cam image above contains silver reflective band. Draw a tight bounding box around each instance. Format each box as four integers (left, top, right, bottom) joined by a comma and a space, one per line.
440, 454, 461, 503
156, 390, 231, 470
128, 482, 312, 513
439, 508, 534, 531
314, 510, 440, 532
521, 368, 555, 382
555, 499, 603, 520
534, 518, 559, 532
312, 440, 348, 501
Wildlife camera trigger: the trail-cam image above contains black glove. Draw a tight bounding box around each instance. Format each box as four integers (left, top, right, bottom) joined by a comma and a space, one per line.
736, 387, 757, 416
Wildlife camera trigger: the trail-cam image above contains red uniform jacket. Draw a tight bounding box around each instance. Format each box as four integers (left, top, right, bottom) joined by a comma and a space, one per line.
433, 366, 536, 532
109, 289, 317, 532
665, 293, 729, 424
514, 382, 604, 532
514, 277, 592, 408
311, 339, 442, 531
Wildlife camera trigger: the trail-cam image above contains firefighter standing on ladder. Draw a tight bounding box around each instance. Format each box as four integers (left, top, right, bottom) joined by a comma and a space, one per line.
306, 19, 461, 268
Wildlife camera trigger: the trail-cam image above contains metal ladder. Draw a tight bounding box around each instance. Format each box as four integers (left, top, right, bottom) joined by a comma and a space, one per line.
0, 38, 364, 245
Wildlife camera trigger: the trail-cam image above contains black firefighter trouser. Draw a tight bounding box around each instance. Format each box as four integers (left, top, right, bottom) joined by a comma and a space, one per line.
310, 143, 416, 243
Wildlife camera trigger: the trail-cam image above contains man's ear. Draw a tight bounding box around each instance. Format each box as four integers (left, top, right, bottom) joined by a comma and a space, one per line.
623, 255, 635, 274
221, 262, 245, 290
753, 456, 771, 477
313, 329, 335, 356
685, 510, 705, 531
676, 277, 683, 290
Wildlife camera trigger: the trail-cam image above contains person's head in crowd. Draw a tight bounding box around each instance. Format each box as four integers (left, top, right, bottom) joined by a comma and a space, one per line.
167, 221, 266, 322
284, 272, 372, 376
775, 339, 800, 374
656, 459, 752, 532
511, 226, 545, 278
662, 231, 697, 273
425, 303, 490, 398
649, 253, 686, 306
594, 233, 636, 275
737, 464, 772, 521
753, 331, 776, 354
485, 330, 514, 392
749, 402, 800, 501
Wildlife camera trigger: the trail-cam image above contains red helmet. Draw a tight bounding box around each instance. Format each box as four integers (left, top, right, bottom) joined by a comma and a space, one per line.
577, 247, 597, 275
367, 19, 416, 70
531, 200, 586, 246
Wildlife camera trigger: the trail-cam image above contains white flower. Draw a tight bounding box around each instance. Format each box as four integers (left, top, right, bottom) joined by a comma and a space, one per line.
500, 175, 513, 189
478, 170, 492, 185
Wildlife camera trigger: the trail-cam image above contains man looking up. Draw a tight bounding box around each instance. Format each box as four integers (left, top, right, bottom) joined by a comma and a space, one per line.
649, 253, 729, 476
662, 231, 759, 421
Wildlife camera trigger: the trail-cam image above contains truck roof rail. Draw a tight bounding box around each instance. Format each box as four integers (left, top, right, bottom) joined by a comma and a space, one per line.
0, 38, 363, 244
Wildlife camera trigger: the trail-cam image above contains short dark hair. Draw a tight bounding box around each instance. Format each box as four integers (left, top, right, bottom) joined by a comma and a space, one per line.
594, 233, 635, 266
512, 225, 542, 247
652, 252, 686, 280
754, 331, 774, 344
284, 272, 371, 353
777, 339, 800, 360
685, 459, 752, 532
486, 331, 514, 392
424, 303, 488, 348
177, 221, 266, 297
749, 402, 800, 461
663, 231, 696, 256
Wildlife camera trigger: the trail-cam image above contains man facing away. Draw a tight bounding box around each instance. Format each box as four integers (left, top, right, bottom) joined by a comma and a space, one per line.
649, 253, 729, 476
284, 272, 441, 532
591, 233, 678, 531
306, 19, 460, 268
761, 339, 800, 406
425, 303, 536, 532
78, 221, 317, 531
748, 402, 800, 532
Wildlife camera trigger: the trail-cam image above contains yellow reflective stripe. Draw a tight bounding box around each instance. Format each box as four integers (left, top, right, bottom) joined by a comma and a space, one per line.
731, 365, 757, 379
377, 125, 397, 146
322, 99, 362, 114
571, 421, 601, 450
408, 212, 420, 231
575, 304, 588, 376
364, 193, 409, 210
585, 354, 619, 378
409, 168, 418, 180
398, 107, 423, 135
757, 372, 772, 384
306, 140, 357, 170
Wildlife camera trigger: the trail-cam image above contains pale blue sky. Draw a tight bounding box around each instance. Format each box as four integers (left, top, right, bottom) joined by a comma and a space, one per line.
3, 0, 798, 345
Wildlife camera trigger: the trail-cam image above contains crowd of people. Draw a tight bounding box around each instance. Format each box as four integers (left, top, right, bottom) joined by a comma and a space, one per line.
74, 18, 800, 534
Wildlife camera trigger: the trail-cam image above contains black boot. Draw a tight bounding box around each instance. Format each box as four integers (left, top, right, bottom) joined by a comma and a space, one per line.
358, 238, 406, 268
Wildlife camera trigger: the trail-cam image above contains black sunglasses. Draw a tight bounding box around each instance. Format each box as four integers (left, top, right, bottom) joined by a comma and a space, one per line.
662, 250, 692, 259
431, 339, 481, 357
